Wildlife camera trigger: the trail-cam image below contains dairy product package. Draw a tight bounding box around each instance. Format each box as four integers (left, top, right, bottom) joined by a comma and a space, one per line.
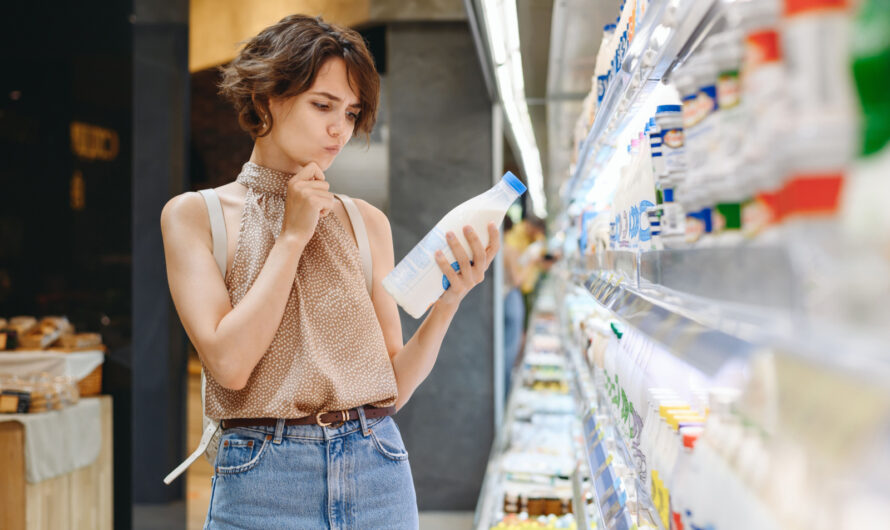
383, 172, 527, 318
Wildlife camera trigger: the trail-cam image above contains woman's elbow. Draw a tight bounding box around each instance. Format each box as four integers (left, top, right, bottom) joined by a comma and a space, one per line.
200, 348, 250, 391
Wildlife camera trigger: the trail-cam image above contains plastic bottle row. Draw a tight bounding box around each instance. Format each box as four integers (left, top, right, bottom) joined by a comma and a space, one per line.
575, 0, 656, 160
565, 284, 794, 530
580, 0, 890, 254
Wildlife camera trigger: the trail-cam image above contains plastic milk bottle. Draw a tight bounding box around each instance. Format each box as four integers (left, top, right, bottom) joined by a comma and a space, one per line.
383, 172, 527, 318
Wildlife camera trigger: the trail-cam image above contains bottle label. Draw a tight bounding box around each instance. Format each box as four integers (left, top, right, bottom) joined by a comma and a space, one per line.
741, 196, 773, 236
629, 205, 640, 241
386, 226, 448, 295
638, 200, 655, 242
663, 128, 684, 148
685, 85, 717, 128
745, 30, 782, 73
779, 173, 845, 220
662, 128, 686, 176
714, 202, 742, 232
682, 94, 698, 129
717, 71, 741, 109
597, 75, 609, 104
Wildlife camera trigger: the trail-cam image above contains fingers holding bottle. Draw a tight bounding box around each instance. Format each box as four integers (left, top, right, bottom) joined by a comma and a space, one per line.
435, 223, 501, 306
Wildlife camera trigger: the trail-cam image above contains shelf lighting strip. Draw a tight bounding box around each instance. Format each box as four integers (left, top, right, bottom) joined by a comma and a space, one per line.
479, 0, 548, 218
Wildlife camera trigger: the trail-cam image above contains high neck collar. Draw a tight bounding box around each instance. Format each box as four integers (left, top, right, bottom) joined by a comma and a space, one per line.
236, 161, 294, 196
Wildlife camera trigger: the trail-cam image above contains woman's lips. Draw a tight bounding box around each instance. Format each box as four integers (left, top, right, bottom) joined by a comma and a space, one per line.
324, 146, 341, 155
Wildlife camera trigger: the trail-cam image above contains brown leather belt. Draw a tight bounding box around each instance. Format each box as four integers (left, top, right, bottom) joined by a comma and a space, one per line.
220, 405, 396, 430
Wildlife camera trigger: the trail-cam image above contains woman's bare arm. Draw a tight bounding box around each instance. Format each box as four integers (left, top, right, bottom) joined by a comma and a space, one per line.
161, 193, 306, 390
161, 163, 333, 390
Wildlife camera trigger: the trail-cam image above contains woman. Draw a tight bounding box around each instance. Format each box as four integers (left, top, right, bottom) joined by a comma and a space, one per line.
160, 15, 499, 529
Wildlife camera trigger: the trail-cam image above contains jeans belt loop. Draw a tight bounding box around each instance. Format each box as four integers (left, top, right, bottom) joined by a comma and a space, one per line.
357, 406, 371, 437
273, 418, 285, 444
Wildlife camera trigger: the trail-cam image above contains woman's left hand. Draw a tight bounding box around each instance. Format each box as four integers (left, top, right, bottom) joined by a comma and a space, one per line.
434, 222, 501, 307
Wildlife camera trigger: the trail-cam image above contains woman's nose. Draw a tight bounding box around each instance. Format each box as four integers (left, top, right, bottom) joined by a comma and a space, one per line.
329, 116, 346, 138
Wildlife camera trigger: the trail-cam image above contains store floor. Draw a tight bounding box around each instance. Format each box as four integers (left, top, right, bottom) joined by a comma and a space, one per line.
185, 359, 474, 529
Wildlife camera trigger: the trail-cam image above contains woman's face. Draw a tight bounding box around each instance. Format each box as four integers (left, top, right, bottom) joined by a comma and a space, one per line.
263, 57, 360, 171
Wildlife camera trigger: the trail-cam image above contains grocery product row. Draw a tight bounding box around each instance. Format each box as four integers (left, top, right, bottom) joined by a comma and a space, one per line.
559, 0, 890, 331
479, 259, 888, 530
559, 264, 887, 530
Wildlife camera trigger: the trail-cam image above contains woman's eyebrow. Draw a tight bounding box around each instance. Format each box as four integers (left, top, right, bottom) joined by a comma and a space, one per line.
310, 91, 361, 110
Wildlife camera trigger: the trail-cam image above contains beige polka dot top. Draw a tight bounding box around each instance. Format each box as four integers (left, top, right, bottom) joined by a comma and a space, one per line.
204, 161, 398, 419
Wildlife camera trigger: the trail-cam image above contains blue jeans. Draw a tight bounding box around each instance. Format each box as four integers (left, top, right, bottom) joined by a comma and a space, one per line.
204, 409, 418, 529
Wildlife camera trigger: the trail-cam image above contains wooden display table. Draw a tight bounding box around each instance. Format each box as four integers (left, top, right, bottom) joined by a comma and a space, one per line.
0, 396, 113, 530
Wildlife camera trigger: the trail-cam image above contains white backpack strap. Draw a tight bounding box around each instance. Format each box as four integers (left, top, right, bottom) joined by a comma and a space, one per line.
198, 189, 228, 279
165, 189, 226, 485
163, 421, 219, 485
336, 194, 373, 295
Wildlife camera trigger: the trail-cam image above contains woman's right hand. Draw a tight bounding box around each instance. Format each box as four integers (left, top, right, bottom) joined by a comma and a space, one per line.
281, 162, 336, 246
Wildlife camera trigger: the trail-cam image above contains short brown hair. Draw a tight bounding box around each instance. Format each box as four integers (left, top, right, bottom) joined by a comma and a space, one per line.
218, 14, 379, 140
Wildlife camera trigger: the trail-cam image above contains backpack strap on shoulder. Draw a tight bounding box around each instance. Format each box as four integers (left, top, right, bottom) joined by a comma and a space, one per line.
197, 189, 227, 279
335, 194, 373, 296
165, 189, 226, 485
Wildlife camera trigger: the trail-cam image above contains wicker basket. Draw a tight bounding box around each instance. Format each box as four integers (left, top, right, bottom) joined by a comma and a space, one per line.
78, 365, 103, 396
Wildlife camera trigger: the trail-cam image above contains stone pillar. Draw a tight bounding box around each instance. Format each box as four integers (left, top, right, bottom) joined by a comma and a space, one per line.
387, 21, 495, 510
131, 0, 189, 520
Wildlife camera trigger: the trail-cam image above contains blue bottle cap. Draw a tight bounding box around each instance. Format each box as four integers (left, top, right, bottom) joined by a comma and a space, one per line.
502, 171, 527, 195
656, 104, 682, 114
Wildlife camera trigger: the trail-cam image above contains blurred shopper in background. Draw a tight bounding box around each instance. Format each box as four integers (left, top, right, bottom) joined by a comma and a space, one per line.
160, 15, 500, 528
508, 217, 548, 322
502, 216, 550, 395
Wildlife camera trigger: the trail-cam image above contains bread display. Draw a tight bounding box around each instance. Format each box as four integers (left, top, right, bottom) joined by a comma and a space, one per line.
8, 316, 37, 335
0, 373, 79, 414
58, 332, 103, 350
19, 316, 72, 349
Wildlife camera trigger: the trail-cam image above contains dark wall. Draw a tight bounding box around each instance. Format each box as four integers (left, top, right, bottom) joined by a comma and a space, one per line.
0, 4, 133, 345
131, 0, 189, 520
387, 21, 496, 510
0, 2, 135, 528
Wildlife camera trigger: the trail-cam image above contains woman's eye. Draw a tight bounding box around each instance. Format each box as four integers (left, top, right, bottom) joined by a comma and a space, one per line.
347, 112, 359, 121
313, 102, 330, 110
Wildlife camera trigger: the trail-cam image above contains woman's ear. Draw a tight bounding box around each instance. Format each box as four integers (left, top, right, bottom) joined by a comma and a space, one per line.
253, 93, 272, 136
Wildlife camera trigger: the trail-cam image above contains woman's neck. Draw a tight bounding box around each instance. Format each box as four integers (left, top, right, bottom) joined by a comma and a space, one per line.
248, 140, 303, 175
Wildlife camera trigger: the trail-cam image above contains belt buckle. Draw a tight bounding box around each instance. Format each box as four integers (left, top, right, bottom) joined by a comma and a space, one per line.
316, 410, 348, 429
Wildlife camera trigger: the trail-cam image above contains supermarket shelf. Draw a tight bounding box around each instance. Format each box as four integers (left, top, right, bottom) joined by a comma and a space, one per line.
640, 248, 797, 310
592, 247, 798, 310
565, 0, 721, 203
570, 250, 890, 385
580, 268, 755, 378
567, 342, 662, 530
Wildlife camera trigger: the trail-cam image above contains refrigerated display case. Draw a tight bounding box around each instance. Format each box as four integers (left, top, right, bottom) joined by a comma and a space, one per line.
478, 0, 890, 528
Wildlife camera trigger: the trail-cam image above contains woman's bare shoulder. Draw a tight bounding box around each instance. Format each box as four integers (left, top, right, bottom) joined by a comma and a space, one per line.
160, 191, 207, 236
354, 199, 390, 233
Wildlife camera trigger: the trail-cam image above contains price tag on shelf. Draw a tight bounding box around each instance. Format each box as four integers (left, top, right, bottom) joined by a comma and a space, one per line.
593, 463, 616, 501
601, 479, 630, 529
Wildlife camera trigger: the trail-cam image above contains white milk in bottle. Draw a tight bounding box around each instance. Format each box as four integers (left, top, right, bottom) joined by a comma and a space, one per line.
383, 172, 527, 318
